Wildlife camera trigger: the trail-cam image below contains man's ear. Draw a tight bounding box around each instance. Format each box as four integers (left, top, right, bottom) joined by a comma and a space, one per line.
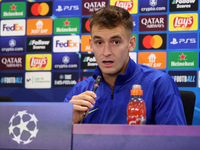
129, 36, 136, 52
89, 37, 93, 52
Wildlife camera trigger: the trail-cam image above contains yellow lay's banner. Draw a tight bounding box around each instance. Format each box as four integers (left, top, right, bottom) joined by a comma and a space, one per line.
169, 13, 198, 31
26, 54, 52, 70
110, 0, 138, 14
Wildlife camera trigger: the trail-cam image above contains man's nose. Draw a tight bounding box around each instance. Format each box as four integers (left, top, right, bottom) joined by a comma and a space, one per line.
103, 43, 111, 56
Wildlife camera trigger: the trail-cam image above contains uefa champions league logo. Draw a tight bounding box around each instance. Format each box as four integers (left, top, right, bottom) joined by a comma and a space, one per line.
8, 110, 39, 145
149, 0, 157, 7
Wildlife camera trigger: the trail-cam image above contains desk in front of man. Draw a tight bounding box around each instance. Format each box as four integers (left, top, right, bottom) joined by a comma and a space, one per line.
73, 124, 200, 150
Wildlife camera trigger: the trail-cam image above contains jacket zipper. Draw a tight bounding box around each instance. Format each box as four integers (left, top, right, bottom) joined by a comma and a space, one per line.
111, 90, 114, 99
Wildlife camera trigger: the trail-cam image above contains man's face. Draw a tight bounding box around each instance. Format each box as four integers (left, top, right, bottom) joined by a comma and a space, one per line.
89, 25, 136, 78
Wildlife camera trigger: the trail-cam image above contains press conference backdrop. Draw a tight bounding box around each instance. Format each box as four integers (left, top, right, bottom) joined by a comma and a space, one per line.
0, 0, 199, 125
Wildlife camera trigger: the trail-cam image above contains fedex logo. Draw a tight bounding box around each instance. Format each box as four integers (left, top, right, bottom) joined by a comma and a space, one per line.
3, 24, 23, 31
56, 40, 77, 48
53, 36, 80, 53
1, 20, 25, 36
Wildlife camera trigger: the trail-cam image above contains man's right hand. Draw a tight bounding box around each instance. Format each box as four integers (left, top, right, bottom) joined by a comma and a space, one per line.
69, 91, 97, 123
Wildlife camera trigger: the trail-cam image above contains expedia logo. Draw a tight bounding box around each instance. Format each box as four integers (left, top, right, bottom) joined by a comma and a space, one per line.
81, 54, 97, 69
114, 0, 133, 11
28, 1, 52, 17
139, 34, 166, 50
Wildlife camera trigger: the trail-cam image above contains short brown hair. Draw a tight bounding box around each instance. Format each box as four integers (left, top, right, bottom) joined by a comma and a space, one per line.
89, 5, 133, 33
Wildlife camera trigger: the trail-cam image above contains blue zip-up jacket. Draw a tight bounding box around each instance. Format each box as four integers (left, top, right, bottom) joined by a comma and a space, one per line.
64, 58, 186, 125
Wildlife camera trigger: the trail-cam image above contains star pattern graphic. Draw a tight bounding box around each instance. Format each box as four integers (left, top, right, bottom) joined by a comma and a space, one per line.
10, 4, 17, 11
179, 53, 186, 60
64, 19, 70, 26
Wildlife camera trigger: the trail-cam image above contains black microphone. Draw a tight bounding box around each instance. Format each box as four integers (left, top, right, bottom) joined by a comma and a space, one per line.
79, 76, 102, 123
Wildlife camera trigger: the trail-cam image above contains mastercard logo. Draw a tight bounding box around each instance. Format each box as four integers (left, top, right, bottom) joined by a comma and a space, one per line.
31, 2, 50, 16
142, 35, 163, 49
139, 34, 166, 50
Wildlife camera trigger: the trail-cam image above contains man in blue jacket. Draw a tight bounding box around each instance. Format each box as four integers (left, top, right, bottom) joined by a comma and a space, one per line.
64, 5, 186, 125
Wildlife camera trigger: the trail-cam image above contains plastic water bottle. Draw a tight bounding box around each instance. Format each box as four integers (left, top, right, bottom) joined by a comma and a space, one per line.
127, 84, 146, 125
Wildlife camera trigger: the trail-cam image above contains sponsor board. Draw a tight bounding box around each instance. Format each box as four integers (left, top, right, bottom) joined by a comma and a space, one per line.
110, 0, 138, 14
25, 72, 51, 89
168, 70, 197, 87
138, 52, 166, 69
54, 18, 80, 34
139, 33, 166, 50
0, 73, 24, 88
28, 1, 52, 17
80, 72, 93, 81
168, 51, 197, 69
169, 13, 198, 31
27, 18, 52, 35
140, 0, 167, 13
81, 35, 91, 52
168, 33, 197, 49
53, 72, 78, 87
132, 34, 137, 51
170, 0, 198, 12
199, 71, 200, 88
82, 17, 90, 33
139, 15, 167, 31
53, 0, 81, 16
53, 35, 80, 53
81, 54, 97, 69
26, 54, 52, 71
82, 0, 108, 15
0, 19, 26, 36
0, 55, 24, 70
132, 16, 137, 32
129, 52, 137, 63
26, 37, 52, 53
53, 53, 79, 70
1, 2, 26, 18
0, 37, 24, 53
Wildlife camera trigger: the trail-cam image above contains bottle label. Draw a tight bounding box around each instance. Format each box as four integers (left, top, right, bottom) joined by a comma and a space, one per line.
128, 117, 146, 125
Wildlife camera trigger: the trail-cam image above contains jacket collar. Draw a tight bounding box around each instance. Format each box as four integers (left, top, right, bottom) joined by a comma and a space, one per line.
93, 57, 137, 84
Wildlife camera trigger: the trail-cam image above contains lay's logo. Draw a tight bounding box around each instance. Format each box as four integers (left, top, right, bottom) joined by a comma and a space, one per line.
30, 57, 47, 69
26, 54, 52, 70
169, 13, 198, 31
110, 0, 138, 14
115, 0, 133, 11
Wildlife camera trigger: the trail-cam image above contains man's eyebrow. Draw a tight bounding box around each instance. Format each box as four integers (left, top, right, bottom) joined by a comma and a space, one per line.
92, 35, 122, 40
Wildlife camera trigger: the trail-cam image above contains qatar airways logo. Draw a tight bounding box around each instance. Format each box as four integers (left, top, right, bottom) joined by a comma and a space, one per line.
115, 0, 133, 11
173, 16, 193, 29
30, 57, 47, 68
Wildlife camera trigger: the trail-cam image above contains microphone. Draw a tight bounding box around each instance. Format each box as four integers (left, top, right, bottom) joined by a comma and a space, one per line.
92, 76, 102, 92
79, 76, 102, 123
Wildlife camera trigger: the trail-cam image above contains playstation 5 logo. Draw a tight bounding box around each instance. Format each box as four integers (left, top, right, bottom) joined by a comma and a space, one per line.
150, 0, 157, 7
170, 38, 178, 45
56, 5, 63, 12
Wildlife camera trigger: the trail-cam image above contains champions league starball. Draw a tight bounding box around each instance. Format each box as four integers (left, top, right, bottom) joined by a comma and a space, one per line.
8, 110, 39, 145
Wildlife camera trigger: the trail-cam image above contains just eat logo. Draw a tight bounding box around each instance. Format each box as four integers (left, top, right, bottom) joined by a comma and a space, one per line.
0, 19, 26, 36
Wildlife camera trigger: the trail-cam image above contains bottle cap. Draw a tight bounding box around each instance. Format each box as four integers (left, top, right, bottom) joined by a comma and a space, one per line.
131, 84, 143, 96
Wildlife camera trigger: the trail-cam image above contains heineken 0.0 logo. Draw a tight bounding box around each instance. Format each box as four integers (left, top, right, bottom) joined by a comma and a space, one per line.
168, 51, 197, 69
